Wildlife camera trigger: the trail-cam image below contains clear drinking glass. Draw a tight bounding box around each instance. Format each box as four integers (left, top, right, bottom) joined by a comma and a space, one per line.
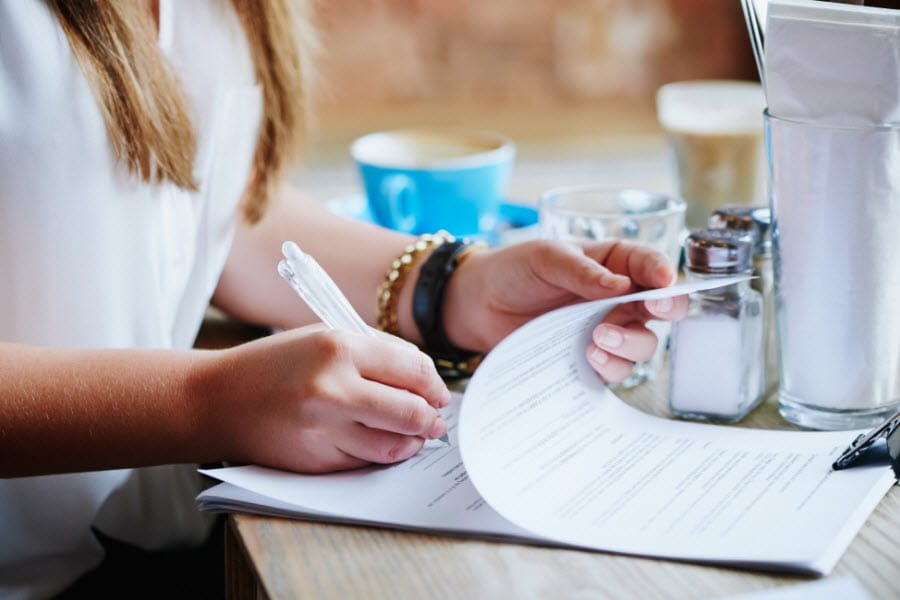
766, 111, 900, 429
539, 185, 686, 388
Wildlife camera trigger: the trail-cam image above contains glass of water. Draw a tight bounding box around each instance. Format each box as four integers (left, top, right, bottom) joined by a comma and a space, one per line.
539, 185, 686, 388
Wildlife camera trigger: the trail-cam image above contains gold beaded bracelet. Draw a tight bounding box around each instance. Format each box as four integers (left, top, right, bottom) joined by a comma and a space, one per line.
376, 231, 454, 335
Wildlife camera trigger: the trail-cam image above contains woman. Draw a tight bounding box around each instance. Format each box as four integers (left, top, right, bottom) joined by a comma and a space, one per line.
0, 1, 685, 596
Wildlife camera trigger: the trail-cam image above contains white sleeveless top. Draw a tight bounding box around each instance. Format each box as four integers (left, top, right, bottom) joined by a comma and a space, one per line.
0, 1, 262, 596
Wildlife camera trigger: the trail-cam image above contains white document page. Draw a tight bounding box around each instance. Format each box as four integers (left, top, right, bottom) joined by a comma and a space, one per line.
199, 396, 536, 541
458, 281, 896, 574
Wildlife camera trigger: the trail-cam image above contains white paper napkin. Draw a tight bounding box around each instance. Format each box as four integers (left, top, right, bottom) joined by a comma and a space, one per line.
766, 0, 900, 125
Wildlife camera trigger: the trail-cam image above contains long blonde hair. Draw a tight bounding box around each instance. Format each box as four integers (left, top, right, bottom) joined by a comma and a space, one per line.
49, 0, 315, 223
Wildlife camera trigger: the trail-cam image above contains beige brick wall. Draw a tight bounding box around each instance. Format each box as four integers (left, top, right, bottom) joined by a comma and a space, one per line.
310, 0, 757, 112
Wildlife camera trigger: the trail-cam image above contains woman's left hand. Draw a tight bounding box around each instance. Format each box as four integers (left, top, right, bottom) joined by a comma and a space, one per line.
442, 239, 689, 383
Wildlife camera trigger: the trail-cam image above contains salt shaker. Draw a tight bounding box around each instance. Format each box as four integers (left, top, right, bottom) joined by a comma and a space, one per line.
709, 206, 777, 399
669, 229, 765, 422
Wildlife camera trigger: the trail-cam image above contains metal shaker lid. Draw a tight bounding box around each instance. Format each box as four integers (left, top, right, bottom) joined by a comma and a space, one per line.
685, 228, 753, 274
709, 205, 770, 255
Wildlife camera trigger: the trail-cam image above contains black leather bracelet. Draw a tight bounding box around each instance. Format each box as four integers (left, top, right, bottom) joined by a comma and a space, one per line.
413, 239, 483, 379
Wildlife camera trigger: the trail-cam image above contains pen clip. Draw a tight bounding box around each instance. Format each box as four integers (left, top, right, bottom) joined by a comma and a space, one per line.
277, 258, 295, 282
277, 259, 307, 302
832, 408, 900, 475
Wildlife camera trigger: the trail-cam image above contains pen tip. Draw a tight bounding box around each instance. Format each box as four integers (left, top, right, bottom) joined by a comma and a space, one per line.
282, 241, 303, 262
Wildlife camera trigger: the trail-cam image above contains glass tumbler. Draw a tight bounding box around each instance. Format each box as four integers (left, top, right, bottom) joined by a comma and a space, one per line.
766, 111, 900, 429
539, 185, 686, 388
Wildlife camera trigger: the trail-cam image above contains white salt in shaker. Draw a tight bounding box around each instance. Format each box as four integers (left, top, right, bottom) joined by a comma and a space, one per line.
709, 206, 777, 399
669, 229, 765, 422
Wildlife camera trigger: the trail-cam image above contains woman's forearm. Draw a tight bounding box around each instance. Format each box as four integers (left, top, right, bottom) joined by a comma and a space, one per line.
0, 342, 219, 477
1, 325, 452, 477
213, 184, 427, 342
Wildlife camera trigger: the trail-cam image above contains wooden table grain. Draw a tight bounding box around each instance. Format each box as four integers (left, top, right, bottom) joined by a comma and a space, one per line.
223, 365, 900, 600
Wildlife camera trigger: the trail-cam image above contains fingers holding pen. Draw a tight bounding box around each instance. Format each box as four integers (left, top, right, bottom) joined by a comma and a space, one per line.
321, 375, 445, 467
351, 331, 452, 410
322, 336, 448, 464
342, 379, 447, 440
213, 327, 449, 473
310, 329, 449, 439
336, 422, 429, 465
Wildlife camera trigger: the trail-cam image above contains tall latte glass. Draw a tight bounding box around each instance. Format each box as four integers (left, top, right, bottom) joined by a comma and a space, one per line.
656, 80, 766, 230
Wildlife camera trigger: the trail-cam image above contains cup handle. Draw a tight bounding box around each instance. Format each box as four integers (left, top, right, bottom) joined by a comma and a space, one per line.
380, 174, 419, 233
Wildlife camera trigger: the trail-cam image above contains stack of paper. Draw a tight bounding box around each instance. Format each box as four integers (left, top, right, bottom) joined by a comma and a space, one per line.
198, 278, 896, 575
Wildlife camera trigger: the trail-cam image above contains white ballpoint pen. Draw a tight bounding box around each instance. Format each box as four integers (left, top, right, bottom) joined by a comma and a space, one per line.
278, 241, 449, 445
278, 241, 373, 337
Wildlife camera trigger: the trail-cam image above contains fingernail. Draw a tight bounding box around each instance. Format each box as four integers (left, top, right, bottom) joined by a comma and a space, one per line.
589, 347, 609, 365
600, 273, 629, 288
654, 258, 675, 285
593, 325, 623, 348
650, 297, 673, 313
428, 416, 447, 439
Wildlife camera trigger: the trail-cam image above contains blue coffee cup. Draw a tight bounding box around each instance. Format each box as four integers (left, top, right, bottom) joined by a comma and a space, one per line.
351, 129, 515, 237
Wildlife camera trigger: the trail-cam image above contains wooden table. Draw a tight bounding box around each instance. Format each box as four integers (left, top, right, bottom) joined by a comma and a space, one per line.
221, 364, 900, 600
216, 106, 899, 598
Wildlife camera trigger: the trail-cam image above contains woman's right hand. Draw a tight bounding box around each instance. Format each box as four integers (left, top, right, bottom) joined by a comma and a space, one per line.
195, 325, 450, 473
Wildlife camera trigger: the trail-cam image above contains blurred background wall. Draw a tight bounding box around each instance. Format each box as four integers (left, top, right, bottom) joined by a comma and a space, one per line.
298, 0, 759, 200
309, 0, 756, 114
